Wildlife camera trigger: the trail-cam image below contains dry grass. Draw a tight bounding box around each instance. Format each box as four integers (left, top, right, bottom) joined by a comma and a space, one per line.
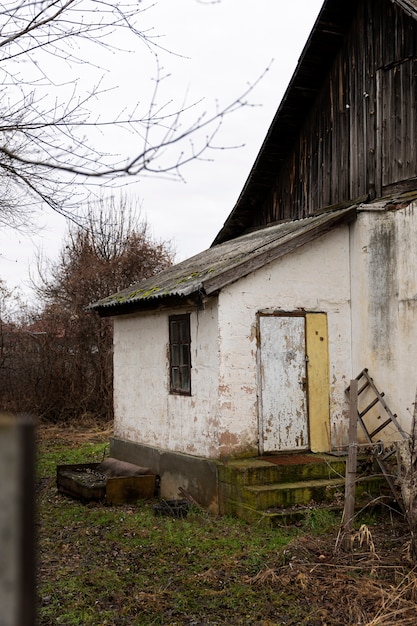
37, 424, 417, 625
37, 416, 113, 444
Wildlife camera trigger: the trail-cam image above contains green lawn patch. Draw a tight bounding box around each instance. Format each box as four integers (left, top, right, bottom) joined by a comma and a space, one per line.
37, 432, 412, 626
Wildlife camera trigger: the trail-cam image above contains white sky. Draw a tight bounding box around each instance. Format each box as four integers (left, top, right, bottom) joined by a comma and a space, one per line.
0, 0, 324, 299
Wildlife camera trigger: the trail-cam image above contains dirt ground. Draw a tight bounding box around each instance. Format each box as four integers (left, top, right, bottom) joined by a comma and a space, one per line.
37, 418, 114, 445
38, 422, 417, 625
271, 521, 416, 625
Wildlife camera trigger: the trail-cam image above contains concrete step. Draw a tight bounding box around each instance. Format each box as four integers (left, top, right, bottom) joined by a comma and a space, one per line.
242, 475, 383, 510
217, 453, 387, 523
219, 453, 353, 487
243, 477, 346, 510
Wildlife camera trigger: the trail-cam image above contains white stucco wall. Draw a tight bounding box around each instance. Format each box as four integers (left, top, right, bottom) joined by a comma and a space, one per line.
113, 225, 354, 459
216, 225, 353, 455
113, 298, 220, 457
350, 203, 417, 437
112, 207, 417, 459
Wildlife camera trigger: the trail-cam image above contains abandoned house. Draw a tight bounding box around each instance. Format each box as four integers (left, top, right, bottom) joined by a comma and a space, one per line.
90, 0, 417, 516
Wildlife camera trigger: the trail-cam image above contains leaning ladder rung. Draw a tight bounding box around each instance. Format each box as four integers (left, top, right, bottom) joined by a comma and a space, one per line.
346, 372, 369, 395
356, 368, 369, 381
369, 418, 392, 439
352, 366, 407, 436
375, 398, 405, 436
359, 396, 379, 417
358, 380, 370, 395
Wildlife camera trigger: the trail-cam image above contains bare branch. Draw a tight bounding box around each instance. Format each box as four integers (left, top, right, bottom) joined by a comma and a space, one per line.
0, 0, 262, 226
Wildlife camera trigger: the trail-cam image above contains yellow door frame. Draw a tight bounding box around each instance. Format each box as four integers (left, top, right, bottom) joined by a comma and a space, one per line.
306, 312, 331, 452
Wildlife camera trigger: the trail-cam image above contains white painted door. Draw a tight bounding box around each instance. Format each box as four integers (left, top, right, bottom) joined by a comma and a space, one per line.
259, 315, 309, 453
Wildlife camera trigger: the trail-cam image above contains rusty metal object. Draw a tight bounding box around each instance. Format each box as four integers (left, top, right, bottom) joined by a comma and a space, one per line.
57, 459, 157, 505
153, 499, 190, 518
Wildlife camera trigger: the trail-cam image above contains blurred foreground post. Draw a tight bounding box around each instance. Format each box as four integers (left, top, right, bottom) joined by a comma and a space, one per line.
0, 414, 36, 626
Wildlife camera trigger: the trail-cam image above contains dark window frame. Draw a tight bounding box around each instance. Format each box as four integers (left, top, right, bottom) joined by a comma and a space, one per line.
169, 314, 191, 395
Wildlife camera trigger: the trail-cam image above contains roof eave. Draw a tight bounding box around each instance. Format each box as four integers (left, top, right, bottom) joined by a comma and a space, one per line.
92, 291, 204, 318
206, 205, 357, 293
395, 0, 417, 19
91, 205, 358, 317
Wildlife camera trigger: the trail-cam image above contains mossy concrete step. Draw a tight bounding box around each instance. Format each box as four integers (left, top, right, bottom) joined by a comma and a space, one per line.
217, 453, 384, 523
218, 453, 353, 487
242, 475, 384, 511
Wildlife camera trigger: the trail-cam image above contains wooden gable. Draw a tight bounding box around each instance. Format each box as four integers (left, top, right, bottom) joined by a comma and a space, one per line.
214, 0, 417, 245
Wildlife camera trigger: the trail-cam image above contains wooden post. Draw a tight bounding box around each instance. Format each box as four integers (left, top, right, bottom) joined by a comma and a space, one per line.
343, 379, 358, 550
0, 414, 36, 626
399, 386, 417, 561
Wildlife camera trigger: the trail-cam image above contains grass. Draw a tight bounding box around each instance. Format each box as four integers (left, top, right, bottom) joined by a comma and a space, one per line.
36, 431, 413, 625
37, 436, 302, 626
37, 438, 109, 479
301, 507, 339, 534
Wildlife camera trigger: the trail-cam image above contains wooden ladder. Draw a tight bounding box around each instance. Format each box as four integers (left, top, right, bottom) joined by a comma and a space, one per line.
347, 368, 407, 511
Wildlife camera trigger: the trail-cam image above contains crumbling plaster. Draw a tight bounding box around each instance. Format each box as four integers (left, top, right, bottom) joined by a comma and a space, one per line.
350, 203, 417, 437
113, 299, 220, 458
216, 225, 352, 454
113, 223, 357, 459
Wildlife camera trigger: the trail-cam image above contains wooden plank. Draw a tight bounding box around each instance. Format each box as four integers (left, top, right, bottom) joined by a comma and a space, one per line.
369, 418, 393, 439
378, 58, 417, 188
343, 379, 358, 550
214, 0, 417, 244
106, 475, 156, 505
375, 69, 382, 198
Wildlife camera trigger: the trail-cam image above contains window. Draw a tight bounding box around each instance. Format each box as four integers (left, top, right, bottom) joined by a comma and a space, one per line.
169, 314, 191, 395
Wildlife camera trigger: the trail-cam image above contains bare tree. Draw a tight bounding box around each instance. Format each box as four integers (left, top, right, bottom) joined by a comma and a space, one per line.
36, 194, 174, 303
0, 279, 34, 404
1, 196, 174, 422
0, 279, 9, 370
0, 0, 259, 228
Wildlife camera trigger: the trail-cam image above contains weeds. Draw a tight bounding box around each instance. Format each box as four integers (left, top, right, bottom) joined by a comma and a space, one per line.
302, 507, 338, 534
37, 429, 413, 625
37, 436, 301, 625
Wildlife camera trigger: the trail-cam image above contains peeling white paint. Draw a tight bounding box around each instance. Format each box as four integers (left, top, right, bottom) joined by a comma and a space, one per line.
216, 226, 352, 453
259, 315, 308, 452
113, 300, 220, 457
114, 211, 417, 459
350, 204, 417, 439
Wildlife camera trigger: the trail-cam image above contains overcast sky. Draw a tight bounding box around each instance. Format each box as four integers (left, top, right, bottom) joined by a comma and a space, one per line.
0, 0, 324, 298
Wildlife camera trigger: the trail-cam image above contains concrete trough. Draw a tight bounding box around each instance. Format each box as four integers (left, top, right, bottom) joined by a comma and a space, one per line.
57, 457, 158, 505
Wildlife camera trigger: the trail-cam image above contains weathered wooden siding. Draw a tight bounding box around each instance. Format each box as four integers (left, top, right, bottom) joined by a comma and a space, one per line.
254, 0, 417, 227
379, 58, 417, 190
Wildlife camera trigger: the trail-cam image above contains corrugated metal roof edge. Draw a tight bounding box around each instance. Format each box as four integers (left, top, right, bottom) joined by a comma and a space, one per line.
90, 291, 204, 318
89, 205, 357, 316
202, 205, 357, 296
88, 276, 205, 312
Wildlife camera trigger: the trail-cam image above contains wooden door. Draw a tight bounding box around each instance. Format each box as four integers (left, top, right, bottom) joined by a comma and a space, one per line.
259, 315, 309, 453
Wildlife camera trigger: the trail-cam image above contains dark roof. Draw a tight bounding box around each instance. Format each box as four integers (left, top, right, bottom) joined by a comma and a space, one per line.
212, 0, 417, 246
90, 205, 357, 316
396, 0, 417, 19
